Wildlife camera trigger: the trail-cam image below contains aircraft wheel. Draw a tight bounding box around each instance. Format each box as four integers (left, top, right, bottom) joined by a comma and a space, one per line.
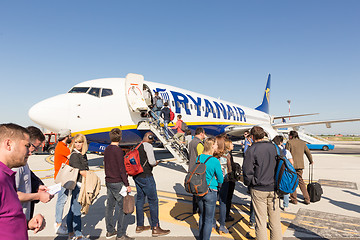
322, 145, 329, 151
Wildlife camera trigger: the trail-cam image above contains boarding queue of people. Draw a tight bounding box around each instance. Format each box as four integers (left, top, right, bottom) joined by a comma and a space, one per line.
0, 120, 311, 240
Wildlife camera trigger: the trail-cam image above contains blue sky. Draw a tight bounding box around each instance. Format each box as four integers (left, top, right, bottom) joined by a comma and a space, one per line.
1, 1, 359, 134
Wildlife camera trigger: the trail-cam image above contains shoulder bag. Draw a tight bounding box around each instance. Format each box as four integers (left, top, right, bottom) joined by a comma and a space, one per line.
55, 155, 79, 190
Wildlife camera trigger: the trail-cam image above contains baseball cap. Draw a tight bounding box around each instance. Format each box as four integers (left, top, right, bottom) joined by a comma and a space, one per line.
58, 129, 71, 138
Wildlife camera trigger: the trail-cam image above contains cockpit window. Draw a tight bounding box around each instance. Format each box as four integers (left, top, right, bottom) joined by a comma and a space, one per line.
68, 87, 90, 93
88, 88, 101, 97
101, 88, 113, 97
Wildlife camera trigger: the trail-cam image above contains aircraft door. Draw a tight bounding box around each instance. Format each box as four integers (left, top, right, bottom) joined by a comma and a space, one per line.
125, 73, 149, 112
143, 84, 153, 107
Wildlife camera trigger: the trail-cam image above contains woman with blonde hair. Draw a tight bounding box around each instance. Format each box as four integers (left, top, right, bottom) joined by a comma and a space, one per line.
197, 137, 224, 240
67, 134, 90, 240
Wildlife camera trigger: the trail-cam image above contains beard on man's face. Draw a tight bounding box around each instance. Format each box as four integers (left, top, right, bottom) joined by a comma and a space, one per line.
66, 138, 72, 144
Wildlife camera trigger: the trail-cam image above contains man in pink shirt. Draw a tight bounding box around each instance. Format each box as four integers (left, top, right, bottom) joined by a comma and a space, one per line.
172, 115, 185, 143
0, 123, 45, 240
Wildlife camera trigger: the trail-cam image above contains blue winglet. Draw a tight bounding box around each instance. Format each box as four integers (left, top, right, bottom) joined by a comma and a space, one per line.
255, 74, 271, 114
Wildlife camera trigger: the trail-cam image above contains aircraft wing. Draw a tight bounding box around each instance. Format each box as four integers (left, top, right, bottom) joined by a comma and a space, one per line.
273, 113, 319, 120
224, 125, 254, 137
225, 123, 279, 139
272, 118, 360, 129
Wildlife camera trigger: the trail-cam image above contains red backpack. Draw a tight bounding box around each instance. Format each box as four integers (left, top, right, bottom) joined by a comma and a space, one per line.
169, 108, 175, 121
124, 142, 145, 176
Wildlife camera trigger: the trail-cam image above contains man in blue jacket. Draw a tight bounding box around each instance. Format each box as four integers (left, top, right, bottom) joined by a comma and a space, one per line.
242, 126, 282, 240
160, 102, 171, 139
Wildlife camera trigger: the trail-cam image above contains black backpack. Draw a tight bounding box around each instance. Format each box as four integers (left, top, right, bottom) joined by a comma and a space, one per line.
180, 121, 189, 132
184, 156, 212, 196
228, 162, 242, 182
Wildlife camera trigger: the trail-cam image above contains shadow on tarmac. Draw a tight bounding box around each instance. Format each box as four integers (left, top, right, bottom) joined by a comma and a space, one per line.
343, 189, 360, 197
87, 157, 104, 167
170, 183, 199, 238
168, 183, 260, 239
322, 196, 360, 214
158, 161, 187, 173
285, 222, 324, 239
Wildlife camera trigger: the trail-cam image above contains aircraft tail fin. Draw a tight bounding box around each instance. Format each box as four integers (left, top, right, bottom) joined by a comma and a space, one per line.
255, 74, 271, 114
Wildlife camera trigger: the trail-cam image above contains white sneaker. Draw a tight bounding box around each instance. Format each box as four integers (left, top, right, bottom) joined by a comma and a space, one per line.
72, 235, 90, 240
54, 223, 68, 235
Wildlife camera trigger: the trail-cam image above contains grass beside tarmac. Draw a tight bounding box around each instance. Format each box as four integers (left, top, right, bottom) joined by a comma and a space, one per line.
320, 136, 360, 141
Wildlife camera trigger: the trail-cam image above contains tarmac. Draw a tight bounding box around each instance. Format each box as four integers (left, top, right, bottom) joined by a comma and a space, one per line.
27, 142, 360, 240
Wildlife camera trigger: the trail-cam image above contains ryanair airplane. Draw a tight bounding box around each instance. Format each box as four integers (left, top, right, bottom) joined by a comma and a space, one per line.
28, 73, 360, 151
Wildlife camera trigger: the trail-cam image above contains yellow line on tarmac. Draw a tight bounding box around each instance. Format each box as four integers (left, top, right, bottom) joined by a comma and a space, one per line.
340, 229, 358, 235
41, 176, 55, 180
148, 196, 294, 240
301, 215, 360, 227
45, 155, 54, 164
299, 221, 329, 229
33, 168, 54, 172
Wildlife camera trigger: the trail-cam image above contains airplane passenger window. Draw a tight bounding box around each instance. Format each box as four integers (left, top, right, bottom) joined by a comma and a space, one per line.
88, 87, 101, 97
101, 88, 113, 97
190, 104, 193, 110
172, 101, 175, 107
68, 87, 90, 93
182, 103, 185, 108
202, 106, 204, 111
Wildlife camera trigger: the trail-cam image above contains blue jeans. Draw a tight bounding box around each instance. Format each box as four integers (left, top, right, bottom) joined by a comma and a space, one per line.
250, 201, 255, 224
152, 108, 161, 123
283, 194, 290, 208
163, 120, 170, 139
66, 185, 82, 237
105, 182, 128, 237
134, 176, 159, 227
198, 190, 217, 240
218, 181, 229, 227
55, 186, 69, 224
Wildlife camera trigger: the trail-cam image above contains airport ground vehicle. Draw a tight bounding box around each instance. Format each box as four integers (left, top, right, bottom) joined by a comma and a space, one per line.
281, 130, 335, 151
306, 143, 334, 151
298, 131, 334, 151
43, 132, 58, 155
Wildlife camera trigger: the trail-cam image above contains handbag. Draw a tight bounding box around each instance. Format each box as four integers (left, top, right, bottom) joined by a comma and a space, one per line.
123, 194, 135, 214
55, 158, 79, 190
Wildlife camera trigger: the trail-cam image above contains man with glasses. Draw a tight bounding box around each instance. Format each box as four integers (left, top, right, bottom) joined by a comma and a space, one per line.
12, 126, 52, 221
13, 126, 53, 222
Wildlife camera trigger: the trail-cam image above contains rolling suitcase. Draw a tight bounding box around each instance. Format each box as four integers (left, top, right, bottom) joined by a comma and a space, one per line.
307, 163, 323, 202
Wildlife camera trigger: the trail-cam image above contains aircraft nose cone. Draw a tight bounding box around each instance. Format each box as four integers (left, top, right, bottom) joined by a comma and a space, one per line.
29, 94, 70, 132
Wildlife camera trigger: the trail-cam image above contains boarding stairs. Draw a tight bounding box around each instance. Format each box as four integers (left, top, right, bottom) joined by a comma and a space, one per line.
123, 73, 188, 169
137, 113, 189, 170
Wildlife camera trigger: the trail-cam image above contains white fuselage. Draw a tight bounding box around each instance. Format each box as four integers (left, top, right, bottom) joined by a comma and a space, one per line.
29, 77, 271, 144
